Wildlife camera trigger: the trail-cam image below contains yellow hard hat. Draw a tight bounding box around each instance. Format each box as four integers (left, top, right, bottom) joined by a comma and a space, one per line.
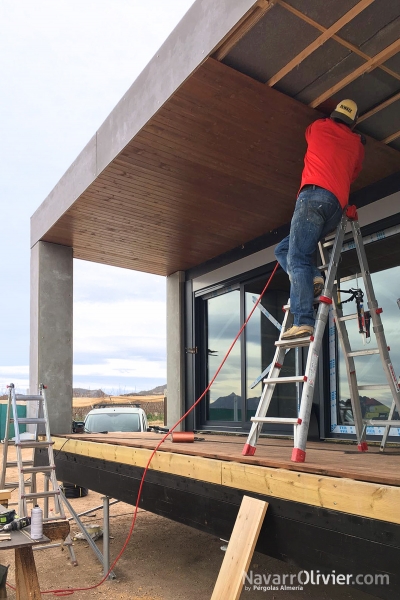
330, 99, 358, 126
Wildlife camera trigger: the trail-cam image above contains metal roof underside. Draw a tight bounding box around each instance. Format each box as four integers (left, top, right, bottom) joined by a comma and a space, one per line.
34, 0, 400, 275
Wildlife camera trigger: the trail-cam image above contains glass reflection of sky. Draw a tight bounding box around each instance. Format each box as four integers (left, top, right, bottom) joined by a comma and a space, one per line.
207, 290, 241, 403
338, 266, 400, 424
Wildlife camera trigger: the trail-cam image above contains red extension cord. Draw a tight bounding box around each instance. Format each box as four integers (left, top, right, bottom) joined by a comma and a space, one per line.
7, 262, 279, 596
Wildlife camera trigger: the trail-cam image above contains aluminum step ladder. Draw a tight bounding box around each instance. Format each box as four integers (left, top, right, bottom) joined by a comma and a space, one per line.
242, 205, 400, 462
1, 383, 77, 564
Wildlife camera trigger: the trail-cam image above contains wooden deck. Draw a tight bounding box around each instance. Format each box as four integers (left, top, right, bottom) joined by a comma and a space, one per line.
54, 433, 400, 525
55, 432, 400, 485
51, 432, 400, 598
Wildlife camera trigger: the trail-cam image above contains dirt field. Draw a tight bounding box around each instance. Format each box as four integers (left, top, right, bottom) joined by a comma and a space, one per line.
72, 396, 165, 409
1, 448, 377, 599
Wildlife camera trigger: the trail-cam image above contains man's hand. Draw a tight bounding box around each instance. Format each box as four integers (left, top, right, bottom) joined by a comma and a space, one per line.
359, 133, 367, 145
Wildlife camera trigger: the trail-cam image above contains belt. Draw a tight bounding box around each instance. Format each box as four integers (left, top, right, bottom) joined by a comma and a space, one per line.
301, 184, 322, 191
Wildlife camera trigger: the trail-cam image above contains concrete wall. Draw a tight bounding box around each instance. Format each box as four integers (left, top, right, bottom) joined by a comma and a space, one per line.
30, 242, 73, 434
166, 271, 185, 430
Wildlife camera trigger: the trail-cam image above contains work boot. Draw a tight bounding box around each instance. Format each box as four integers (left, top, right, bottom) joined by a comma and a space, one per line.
281, 325, 314, 340
313, 276, 324, 297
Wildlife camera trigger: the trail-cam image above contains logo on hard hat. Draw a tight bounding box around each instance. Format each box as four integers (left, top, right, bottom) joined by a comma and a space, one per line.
330, 99, 358, 126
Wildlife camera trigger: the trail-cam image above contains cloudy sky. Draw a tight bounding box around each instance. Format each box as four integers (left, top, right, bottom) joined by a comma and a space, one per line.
0, 0, 195, 395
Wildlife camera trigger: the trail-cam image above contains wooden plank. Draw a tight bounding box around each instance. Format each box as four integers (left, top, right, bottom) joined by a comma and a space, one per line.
0, 490, 11, 508
310, 38, 400, 108
382, 129, 400, 144
213, 1, 276, 61
277, 0, 400, 84
211, 496, 268, 600
358, 91, 400, 123
221, 461, 400, 525
14, 547, 42, 600
267, 0, 374, 87
52, 437, 223, 485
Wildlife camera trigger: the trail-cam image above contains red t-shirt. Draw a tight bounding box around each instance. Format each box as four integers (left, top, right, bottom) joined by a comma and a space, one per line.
299, 118, 365, 208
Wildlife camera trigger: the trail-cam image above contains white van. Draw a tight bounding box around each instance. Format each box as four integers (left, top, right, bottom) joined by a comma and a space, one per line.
84, 403, 148, 433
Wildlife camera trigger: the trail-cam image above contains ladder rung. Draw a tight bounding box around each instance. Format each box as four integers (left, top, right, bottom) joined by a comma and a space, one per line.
263, 376, 306, 384
347, 348, 380, 357
358, 384, 391, 390
12, 418, 46, 424
6, 461, 34, 467
276, 337, 312, 349
16, 441, 53, 448
365, 420, 400, 427
16, 395, 43, 402
338, 313, 358, 322
251, 417, 302, 425
318, 264, 329, 271
22, 491, 60, 499
21, 466, 55, 474
4, 481, 32, 488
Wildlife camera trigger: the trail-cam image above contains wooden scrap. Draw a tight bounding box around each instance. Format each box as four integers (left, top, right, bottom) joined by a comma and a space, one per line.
42, 520, 70, 542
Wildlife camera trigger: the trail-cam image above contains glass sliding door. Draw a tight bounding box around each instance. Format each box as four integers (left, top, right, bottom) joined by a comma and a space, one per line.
331, 264, 400, 437
245, 272, 297, 422
205, 289, 241, 422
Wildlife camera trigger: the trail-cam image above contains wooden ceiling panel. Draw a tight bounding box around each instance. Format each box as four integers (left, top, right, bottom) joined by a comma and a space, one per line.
43, 58, 400, 275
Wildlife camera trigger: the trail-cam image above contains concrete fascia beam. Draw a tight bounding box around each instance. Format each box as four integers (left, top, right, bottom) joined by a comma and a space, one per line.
30, 0, 258, 247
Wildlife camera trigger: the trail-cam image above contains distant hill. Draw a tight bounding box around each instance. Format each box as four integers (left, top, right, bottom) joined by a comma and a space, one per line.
73, 384, 167, 398
122, 384, 167, 396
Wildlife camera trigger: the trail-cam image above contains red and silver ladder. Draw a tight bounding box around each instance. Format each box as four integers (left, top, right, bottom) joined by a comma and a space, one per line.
242, 205, 400, 462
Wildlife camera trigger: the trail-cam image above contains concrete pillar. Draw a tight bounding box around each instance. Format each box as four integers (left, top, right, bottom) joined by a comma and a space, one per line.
30, 241, 73, 434
166, 271, 185, 430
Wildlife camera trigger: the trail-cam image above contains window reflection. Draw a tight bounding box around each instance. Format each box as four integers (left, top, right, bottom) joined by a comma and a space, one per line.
337, 266, 400, 426
206, 290, 241, 421
245, 275, 296, 421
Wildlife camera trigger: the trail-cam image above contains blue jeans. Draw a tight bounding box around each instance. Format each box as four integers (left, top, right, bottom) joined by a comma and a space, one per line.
274, 186, 343, 326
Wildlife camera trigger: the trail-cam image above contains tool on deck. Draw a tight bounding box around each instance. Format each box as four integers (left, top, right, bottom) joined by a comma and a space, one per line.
242, 205, 400, 462
0, 516, 31, 532
0, 384, 77, 562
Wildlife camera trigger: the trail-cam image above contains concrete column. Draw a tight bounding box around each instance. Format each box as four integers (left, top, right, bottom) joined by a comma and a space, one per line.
30, 241, 73, 434
166, 271, 185, 430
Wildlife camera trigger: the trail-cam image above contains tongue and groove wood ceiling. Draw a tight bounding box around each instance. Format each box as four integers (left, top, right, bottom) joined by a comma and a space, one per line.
42, 0, 400, 275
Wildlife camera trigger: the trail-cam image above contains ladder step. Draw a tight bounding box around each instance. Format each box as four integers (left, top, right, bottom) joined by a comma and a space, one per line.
12, 418, 46, 424
4, 481, 32, 488
347, 348, 380, 357
22, 491, 60, 499
21, 466, 55, 474
337, 313, 358, 322
276, 337, 312, 349
16, 395, 43, 402
6, 461, 34, 468
251, 417, 302, 425
16, 441, 53, 448
358, 384, 390, 390
364, 420, 400, 427
263, 376, 306, 384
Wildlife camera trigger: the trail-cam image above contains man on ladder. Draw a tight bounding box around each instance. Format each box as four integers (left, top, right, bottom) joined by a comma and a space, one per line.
275, 99, 365, 340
